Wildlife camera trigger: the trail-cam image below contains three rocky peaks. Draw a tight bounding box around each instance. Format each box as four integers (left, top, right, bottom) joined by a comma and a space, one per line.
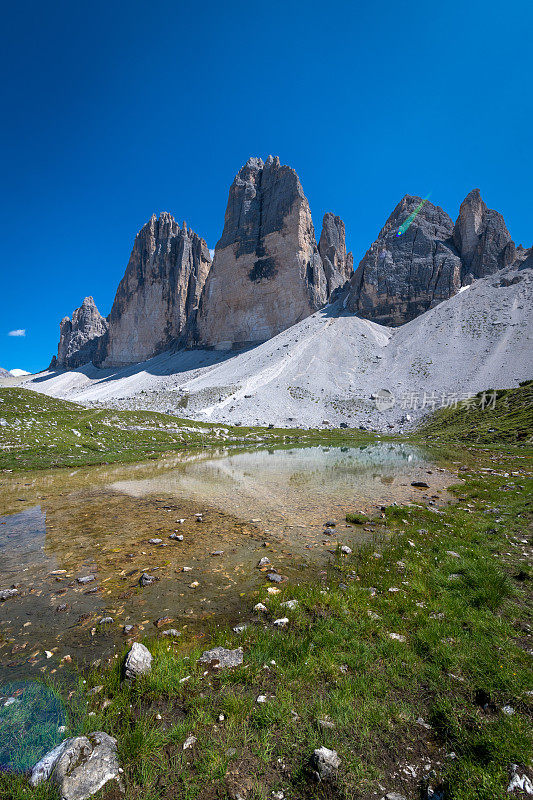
52, 158, 530, 369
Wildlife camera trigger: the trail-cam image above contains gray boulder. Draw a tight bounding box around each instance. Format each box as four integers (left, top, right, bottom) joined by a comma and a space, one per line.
198, 646, 243, 669
309, 746, 341, 782
124, 642, 152, 679
30, 731, 121, 800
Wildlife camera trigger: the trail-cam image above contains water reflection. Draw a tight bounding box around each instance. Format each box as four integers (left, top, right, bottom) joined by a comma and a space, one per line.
0, 443, 451, 683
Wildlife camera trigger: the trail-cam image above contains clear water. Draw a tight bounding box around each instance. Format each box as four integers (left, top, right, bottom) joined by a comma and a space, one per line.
0, 443, 452, 683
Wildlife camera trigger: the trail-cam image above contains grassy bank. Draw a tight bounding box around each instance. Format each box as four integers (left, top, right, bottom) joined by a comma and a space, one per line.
0, 388, 376, 471
418, 381, 533, 445
2, 445, 531, 799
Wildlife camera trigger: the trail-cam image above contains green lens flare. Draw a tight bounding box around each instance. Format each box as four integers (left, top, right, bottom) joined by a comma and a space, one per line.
397, 195, 430, 236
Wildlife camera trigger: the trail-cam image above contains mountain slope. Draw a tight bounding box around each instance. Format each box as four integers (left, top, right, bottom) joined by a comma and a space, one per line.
22, 264, 533, 431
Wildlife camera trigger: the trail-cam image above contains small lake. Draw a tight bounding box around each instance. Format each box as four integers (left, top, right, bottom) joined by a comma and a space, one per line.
0, 442, 454, 683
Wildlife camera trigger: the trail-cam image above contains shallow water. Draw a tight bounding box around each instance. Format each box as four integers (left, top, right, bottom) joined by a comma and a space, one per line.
0, 442, 453, 683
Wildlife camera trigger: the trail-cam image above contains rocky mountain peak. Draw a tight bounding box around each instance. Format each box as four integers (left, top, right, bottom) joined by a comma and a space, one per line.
453, 189, 515, 281
345, 195, 461, 326
194, 156, 327, 348
52, 296, 108, 369
98, 213, 212, 366
318, 212, 354, 296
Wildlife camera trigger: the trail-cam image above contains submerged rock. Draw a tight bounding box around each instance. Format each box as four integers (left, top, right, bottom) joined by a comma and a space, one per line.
0, 588, 19, 601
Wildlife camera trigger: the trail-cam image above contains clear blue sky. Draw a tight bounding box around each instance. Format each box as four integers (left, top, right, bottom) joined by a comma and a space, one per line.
1, 0, 531, 373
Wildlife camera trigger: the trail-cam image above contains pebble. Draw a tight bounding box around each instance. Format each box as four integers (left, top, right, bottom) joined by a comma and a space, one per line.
170, 533, 183, 540
183, 735, 197, 750
257, 557, 271, 568
161, 629, 181, 637
77, 575, 96, 585
267, 572, 283, 583
280, 600, 298, 610
99, 617, 114, 625
256, 695, 268, 703
254, 603, 267, 612
139, 573, 158, 587
273, 617, 289, 628
148, 538, 162, 545
340, 545, 352, 555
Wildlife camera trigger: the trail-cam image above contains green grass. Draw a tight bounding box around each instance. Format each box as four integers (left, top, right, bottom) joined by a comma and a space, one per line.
418, 380, 533, 445
0, 386, 532, 798
0, 388, 376, 471
2, 446, 531, 799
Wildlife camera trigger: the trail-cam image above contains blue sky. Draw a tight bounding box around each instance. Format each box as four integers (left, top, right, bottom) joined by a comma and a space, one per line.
1, 0, 531, 373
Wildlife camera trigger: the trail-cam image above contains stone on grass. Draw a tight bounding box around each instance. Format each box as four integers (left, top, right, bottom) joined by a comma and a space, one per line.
267, 572, 283, 583
124, 642, 152, 679
198, 646, 243, 669
381, 793, 408, 800
254, 602, 267, 612
507, 765, 533, 795
280, 599, 298, 610
183, 735, 197, 750
273, 617, 289, 628
309, 746, 341, 782
161, 629, 181, 637
257, 557, 271, 568
30, 731, 121, 800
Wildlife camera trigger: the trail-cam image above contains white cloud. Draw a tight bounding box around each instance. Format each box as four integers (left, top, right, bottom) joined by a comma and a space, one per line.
8, 329, 26, 337
209, 249, 215, 259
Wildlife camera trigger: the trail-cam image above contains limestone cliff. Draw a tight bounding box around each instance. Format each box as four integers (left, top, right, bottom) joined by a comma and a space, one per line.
453, 189, 517, 282
346, 196, 462, 326
194, 156, 328, 348
318, 212, 354, 297
51, 296, 108, 369
98, 214, 211, 366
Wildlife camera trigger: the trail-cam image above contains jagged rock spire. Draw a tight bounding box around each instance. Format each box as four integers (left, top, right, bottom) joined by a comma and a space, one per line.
318, 213, 354, 297
194, 156, 327, 348
98, 213, 212, 366
52, 296, 108, 369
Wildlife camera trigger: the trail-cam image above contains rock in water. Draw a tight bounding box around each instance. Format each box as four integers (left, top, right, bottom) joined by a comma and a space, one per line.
309, 746, 341, 782
453, 188, 517, 282
51, 297, 108, 369
124, 642, 152, 678
346, 195, 462, 325
30, 731, 121, 800
98, 214, 211, 366
194, 156, 328, 348
318, 212, 354, 297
